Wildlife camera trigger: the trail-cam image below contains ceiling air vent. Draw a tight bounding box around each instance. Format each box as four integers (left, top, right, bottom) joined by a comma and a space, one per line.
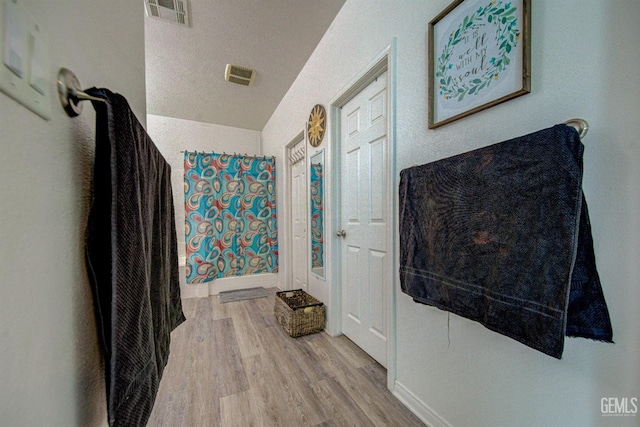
144, 0, 189, 27
225, 64, 256, 86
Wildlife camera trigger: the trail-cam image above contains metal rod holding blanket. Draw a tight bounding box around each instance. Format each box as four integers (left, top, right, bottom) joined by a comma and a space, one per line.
564, 118, 589, 139
57, 68, 105, 117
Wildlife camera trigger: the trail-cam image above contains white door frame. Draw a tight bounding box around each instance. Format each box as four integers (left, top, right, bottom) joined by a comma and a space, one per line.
329, 41, 397, 388
284, 131, 307, 291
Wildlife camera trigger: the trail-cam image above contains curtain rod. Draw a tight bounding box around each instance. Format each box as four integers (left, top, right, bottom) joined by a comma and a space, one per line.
181, 150, 275, 160
57, 68, 106, 117
564, 118, 588, 139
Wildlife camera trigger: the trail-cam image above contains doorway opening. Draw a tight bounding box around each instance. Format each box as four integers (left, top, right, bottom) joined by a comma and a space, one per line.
284, 131, 308, 292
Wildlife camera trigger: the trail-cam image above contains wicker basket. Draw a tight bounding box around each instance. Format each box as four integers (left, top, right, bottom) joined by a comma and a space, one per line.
274, 289, 325, 337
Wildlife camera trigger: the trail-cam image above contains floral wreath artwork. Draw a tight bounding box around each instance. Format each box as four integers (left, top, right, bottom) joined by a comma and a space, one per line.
428, 0, 530, 128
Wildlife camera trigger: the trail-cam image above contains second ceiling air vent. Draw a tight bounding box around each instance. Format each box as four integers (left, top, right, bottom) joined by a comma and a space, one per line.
225, 64, 256, 86
144, 0, 189, 27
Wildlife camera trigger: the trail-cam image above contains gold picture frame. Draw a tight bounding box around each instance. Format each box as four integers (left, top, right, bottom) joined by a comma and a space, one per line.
428, 0, 531, 129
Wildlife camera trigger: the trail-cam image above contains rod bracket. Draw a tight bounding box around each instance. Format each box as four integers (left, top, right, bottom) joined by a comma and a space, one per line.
57, 68, 104, 117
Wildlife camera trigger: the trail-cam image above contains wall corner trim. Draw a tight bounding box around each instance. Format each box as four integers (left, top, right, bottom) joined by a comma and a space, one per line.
393, 380, 453, 427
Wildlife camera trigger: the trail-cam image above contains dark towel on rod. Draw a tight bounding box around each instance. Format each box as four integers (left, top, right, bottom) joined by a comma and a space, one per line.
85, 88, 186, 426
399, 124, 613, 359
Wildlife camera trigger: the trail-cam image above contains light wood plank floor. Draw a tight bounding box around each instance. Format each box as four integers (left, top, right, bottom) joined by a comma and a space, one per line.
149, 288, 424, 427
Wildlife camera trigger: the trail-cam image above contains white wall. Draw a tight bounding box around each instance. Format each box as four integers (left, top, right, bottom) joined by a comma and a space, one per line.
146, 115, 268, 297
0, 1, 145, 425
261, 1, 640, 426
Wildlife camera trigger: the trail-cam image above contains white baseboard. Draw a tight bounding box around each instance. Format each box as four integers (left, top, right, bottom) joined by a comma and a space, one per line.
179, 283, 209, 299
392, 380, 453, 427
179, 273, 278, 299
208, 273, 278, 295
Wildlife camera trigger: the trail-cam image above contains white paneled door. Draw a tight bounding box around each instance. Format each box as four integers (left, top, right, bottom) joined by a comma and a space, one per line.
291, 149, 308, 293
339, 71, 389, 366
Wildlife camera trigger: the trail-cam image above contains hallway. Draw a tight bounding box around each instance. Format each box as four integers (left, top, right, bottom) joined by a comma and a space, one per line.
149, 288, 424, 426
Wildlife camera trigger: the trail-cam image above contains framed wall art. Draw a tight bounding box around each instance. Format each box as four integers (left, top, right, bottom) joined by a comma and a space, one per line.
428, 0, 531, 129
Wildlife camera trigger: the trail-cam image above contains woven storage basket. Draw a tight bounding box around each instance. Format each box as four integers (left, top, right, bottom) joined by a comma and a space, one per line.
274, 289, 325, 337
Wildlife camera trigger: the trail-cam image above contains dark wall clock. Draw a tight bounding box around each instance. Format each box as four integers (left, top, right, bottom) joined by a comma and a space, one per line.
307, 104, 326, 147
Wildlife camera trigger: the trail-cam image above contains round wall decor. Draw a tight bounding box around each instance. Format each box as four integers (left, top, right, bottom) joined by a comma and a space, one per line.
307, 104, 326, 147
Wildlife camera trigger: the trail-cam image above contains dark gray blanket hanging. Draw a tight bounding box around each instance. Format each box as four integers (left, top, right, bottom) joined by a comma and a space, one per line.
85, 89, 185, 426
399, 124, 613, 359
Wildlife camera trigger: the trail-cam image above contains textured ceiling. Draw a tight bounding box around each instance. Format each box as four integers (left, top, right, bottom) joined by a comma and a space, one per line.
145, 0, 345, 131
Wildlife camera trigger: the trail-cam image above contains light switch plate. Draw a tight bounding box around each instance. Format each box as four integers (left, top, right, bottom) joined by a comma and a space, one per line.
2, 0, 25, 78
0, 0, 51, 120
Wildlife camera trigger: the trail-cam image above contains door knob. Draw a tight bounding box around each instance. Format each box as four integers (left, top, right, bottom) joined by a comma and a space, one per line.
336, 230, 346, 237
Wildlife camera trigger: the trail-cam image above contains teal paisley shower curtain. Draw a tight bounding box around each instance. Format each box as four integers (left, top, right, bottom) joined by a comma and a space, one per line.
184, 152, 278, 283
310, 162, 324, 268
